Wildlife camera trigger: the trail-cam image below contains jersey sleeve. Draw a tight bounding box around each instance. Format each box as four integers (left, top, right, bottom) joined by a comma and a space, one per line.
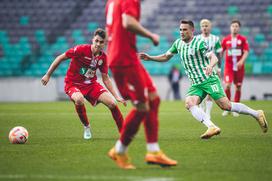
199, 40, 211, 58
99, 55, 109, 74
65, 45, 83, 58
167, 39, 179, 54
243, 37, 249, 51
121, 0, 139, 18
214, 37, 223, 53
221, 38, 226, 52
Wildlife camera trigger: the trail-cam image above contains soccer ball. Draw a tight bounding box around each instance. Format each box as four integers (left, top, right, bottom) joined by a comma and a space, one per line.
9, 126, 29, 144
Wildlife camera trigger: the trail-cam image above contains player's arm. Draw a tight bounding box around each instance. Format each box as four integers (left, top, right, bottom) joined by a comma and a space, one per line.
215, 52, 222, 68
205, 52, 219, 76
237, 50, 248, 69
41, 53, 68, 86
101, 73, 126, 106
122, 14, 159, 46
139, 51, 174, 62
219, 38, 226, 64
139, 39, 178, 62
215, 39, 223, 70
237, 37, 249, 69
208, 52, 219, 67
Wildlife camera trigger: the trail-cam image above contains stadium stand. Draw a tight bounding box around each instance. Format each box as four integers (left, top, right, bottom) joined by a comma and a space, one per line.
0, 0, 272, 76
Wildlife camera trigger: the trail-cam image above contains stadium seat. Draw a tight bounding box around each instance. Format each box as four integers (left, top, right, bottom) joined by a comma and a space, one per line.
1, 0, 272, 76
19, 16, 29, 26
254, 33, 265, 43
87, 22, 98, 33
267, 5, 272, 15
227, 6, 239, 16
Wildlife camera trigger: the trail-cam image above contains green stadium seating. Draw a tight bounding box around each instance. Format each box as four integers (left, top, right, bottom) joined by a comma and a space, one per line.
72, 29, 86, 44
211, 27, 221, 36
262, 62, 272, 73
240, 27, 250, 37
227, 6, 238, 16
19, 16, 29, 26
254, 33, 265, 43
172, 30, 180, 39
267, 5, 272, 15
252, 62, 262, 74
87, 22, 98, 33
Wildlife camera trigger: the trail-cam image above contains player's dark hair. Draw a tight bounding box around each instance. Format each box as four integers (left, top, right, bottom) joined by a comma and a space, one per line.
180, 19, 194, 28
231, 19, 241, 27
94, 28, 106, 39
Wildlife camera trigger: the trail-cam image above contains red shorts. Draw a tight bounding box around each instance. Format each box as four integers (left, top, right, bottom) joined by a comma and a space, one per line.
224, 68, 244, 85
65, 81, 108, 106
110, 63, 157, 104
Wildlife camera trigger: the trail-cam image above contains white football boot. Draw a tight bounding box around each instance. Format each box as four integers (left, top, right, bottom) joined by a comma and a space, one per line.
222, 111, 230, 117
83, 126, 92, 140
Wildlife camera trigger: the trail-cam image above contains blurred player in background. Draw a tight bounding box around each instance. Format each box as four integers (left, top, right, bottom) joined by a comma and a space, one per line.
105, 0, 177, 169
168, 65, 182, 100
221, 20, 249, 117
41, 28, 125, 140
196, 19, 222, 119
140, 20, 268, 139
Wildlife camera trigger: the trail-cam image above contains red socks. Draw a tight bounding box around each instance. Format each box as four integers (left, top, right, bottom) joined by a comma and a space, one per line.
225, 88, 231, 100
225, 88, 241, 102
110, 106, 124, 132
120, 109, 146, 145
75, 104, 89, 127
234, 90, 241, 102
144, 97, 160, 143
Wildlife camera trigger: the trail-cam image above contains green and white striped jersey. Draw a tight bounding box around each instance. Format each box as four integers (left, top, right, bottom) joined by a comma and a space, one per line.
167, 36, 216, 85
195, 34, 222, 53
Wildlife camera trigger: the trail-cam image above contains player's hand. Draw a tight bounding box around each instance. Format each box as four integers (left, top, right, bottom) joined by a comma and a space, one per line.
139, 52, 150, 61
204, 65, 213, 76
116, 97, 127, 107
217, 68, 221, 77
237, 61, 243, 69
151, 33, 160, 46
41, 74, 50, 86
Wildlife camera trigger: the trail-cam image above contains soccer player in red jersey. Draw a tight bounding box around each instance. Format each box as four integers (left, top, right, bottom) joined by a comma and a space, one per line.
41, 28, 125, 140
105, 0, 177, 169
221, 20, 249, 117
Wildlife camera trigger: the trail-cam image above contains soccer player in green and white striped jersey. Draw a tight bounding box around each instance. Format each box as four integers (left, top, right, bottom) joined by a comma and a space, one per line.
140, 20, 268, 139
196, 19, 223, 120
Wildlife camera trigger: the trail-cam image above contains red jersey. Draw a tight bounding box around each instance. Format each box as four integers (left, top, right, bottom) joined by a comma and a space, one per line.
221, 34, 249, 71
105, 0, 140, 67
65, 44, 108, 85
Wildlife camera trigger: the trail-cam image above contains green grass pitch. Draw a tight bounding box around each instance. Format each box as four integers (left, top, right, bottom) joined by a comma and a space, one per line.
0, 101, 271, 181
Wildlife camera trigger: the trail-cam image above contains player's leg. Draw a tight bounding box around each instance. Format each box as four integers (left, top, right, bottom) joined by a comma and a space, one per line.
140, 67, 160, 150
173, 83, 181, 100
222, 70, 233, 116
199, 96, 207, 114
144, 91, 160, 151
232, 70, 244, 117
140, 65, 177, 166
201, 65, 218, 119
109, 102, 147, 169
186, 95, 221, 139
98, 92, 124, 132
215, 95, 268, 133
232, 82, 242, 117
108, 66, 148, 169
67, 87, 91, 140
234, 83, 241, 102
205, 95, 213, 120
144, 91, 177, 167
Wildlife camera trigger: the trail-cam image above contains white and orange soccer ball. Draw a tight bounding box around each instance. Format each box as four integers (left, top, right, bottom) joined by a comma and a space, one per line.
9, 126, 29, 144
